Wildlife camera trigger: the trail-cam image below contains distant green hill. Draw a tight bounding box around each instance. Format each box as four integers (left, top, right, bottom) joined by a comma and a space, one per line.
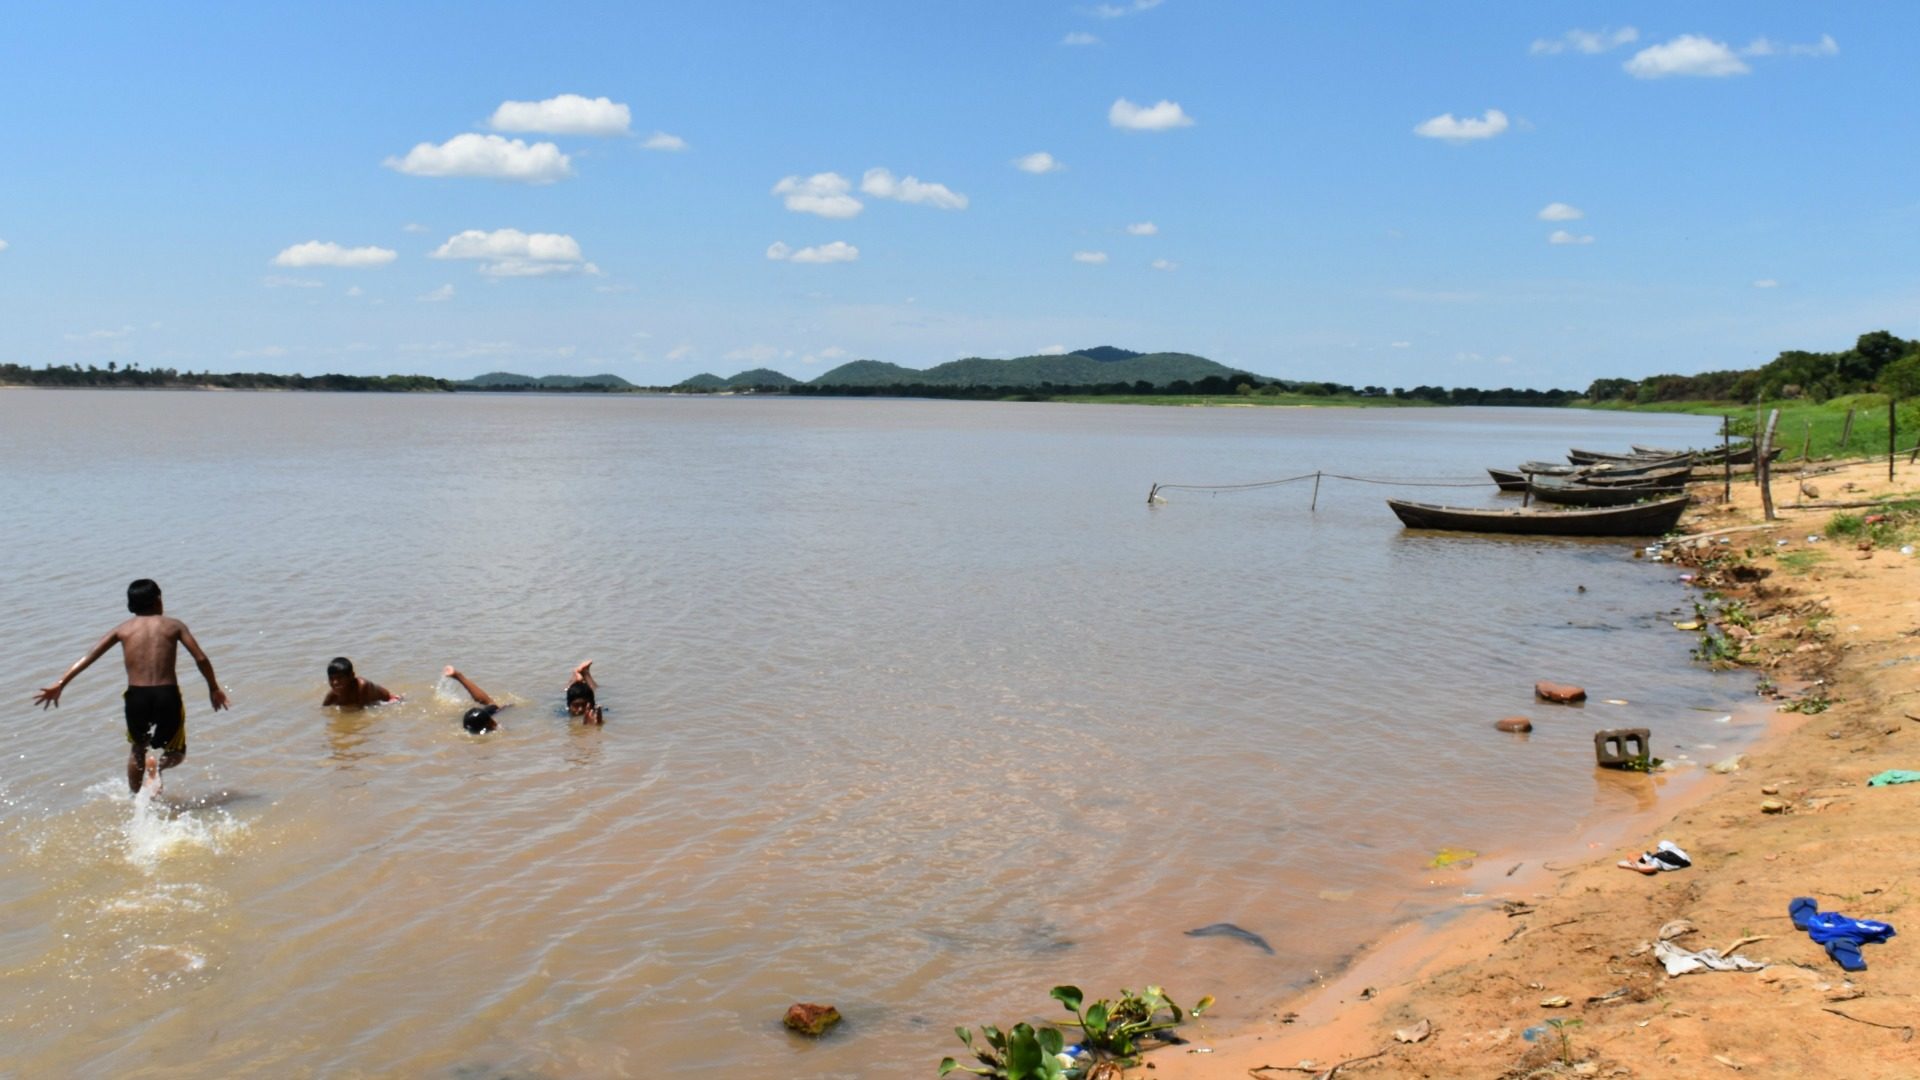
675, 373, 728, 390
1075, 345, 1144, 363
724, 368, 799, 388
808, 351, 1256, 389
464, 371, 635, 390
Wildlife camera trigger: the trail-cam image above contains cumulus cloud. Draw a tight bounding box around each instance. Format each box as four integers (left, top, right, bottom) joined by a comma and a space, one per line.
1413, 109, 1509, 141
1753, 278, 1780, 288
346, 285, 364, 297
1063, 32, 1099, 45
1015, 151, 1064, 174
431, 228, 596, 276
231, 345, 289, 360
1390, 341, 1412, 348
0, 238, 9, 253
1547, 230, 1595, 245
1537, 202, 1585, 221
263, 275, 324, 288
1790, 34, 1840, 57
1037, 344, 1070, 355
1091, 0, 1161, 16
271, 240, 398, 268
772, 173, 863, 218
1073, 251, 1108, 264
1126, 221, 1159, 235
1109, 98, 1195, 131
402, 222, 429, 234
643, 131, 688, 151
861, 168, 969, 210
65, 326, 134, 341
1150, 258, 1177, 271
418, 284, 455, 302
1625, 35, 1749, 78
385, 134, 574, 183
488, 94, 631, 136
1530, 26, 1638, 55
666, 344, 695, 362
766, 240, 859, 264
724, 344, 783, 364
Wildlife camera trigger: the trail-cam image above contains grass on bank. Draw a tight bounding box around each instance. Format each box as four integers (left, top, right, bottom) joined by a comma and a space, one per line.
1583, 393, 1920, 462
1044, 392, 1436, 408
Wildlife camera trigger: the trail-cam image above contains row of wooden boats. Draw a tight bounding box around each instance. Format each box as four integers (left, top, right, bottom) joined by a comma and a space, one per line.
1386, 441, 1749, 536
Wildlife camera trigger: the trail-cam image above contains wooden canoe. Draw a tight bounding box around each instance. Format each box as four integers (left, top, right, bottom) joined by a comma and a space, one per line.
1567, 448, 1693, 467
1527, 476, 1686, 507
1488, 467, 1530, 491
1387, 495, 1690, 536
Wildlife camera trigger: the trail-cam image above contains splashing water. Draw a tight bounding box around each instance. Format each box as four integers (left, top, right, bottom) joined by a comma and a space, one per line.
117, 783, 245, 872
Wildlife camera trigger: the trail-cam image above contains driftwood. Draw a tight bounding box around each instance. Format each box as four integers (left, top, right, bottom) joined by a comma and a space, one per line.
1784, 501, 1900, 510
1823, 1007, 1915, 1042
1250, 1047, 1391, 1079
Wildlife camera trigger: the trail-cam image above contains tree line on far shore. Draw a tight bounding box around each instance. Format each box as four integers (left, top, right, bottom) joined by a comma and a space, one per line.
1585, 331, 1920, 406
0, 362, 454, 393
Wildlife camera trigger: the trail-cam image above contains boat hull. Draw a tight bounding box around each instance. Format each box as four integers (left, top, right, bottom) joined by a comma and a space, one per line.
1387, 495, 1690, 537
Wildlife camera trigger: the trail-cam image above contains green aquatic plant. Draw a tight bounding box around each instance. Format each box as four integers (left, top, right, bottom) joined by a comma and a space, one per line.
1546, 1017, 1584, 1067
1050, 985, 1213, 1067
940, 1022, 1076, 1079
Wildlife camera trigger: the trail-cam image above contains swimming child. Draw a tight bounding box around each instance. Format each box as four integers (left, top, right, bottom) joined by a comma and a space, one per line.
322, 657, 397, 709
565, 659, 604, 725
33, 579, 230, 793
442, 666, 503, 733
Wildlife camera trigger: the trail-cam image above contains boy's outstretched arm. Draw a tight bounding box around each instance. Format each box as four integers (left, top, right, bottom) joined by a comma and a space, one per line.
443, 666, 495, 706
179, 625, 230, 711
570, 659, 597, 691
33, 629, 120, 709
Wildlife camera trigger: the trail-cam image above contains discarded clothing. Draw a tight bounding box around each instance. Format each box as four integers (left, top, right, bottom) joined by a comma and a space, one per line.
1789, 897, 1897, 972
1652, 940, 1767, 976
1867, 769, 1920, 787
1620, 840, 1692, 874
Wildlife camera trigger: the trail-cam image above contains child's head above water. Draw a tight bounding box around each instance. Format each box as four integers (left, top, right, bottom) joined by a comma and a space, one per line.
565, 680, 596, 718
127, 579, 162, 616
462, 705, 499, 734
327, 656, 354, 690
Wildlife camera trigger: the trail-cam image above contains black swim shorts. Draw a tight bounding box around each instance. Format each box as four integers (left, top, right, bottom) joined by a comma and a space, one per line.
124, 685, 186, 754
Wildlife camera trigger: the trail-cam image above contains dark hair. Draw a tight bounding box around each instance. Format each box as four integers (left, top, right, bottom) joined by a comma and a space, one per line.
127, 579, 162, 616
462, 705, 499, 734
327, 657, 354, 680
565, 680, 596, 708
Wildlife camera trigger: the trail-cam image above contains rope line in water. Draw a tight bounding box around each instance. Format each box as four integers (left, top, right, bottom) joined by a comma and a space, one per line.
1152, 472, 1496, 495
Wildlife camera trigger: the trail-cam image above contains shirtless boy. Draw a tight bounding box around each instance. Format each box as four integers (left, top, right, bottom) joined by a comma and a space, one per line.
323, 657, 397, 709
34, 579, 230, 793
564, 659, 604, 725
443, 666, 504, 733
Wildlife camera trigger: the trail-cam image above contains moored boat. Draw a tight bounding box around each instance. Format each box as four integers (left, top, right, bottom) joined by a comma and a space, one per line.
1386, 495, 1690, 537
1527, 476, 1686, 507
1488, 467, 1529, 491
1567, 448, 1693, 467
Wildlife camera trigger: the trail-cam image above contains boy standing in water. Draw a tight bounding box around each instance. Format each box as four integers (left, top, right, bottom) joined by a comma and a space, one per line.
33, 579, 230, 793
323, 657, 397, 709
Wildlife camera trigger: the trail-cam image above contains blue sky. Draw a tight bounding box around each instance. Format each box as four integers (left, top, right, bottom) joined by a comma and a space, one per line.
2, 2, 1912, 389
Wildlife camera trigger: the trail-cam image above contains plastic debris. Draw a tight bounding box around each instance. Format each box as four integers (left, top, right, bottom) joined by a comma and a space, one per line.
1428, 847, 1478, 868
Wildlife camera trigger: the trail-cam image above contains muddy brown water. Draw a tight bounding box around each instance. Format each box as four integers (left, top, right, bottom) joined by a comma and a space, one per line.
0, 391, 1754, 1077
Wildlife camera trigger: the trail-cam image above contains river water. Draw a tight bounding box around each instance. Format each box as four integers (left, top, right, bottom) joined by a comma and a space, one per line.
0, 391, 1750, 1077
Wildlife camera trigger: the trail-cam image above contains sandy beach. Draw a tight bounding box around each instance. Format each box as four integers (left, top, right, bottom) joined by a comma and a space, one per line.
1151, 458, 1920, 1080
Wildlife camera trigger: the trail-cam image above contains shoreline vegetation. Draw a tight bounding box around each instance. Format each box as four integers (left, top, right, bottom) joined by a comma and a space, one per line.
7, 331, 1916, 432
1148, 458, 1920, 1080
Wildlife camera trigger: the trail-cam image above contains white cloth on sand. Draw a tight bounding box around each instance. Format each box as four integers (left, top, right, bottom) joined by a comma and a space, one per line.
1653, 940, 1766, 976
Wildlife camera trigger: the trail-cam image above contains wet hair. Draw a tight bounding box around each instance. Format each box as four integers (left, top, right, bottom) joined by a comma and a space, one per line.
565, 680, 596, 710
462, 705, 499, 734
327, 657, 354, 681
127, 579, 162, 616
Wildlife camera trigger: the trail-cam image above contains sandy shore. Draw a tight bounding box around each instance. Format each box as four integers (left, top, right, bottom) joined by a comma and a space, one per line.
1148, 458, 1920, 1080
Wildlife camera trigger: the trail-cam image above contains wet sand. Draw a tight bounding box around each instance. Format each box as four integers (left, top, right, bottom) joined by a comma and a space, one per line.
1154, 458, 1920, 1079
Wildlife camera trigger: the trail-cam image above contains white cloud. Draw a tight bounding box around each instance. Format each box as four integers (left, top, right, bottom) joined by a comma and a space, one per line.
1015, 151, 1064, 174
271, 240, 398, 269
488, 94, 631, 136
346, 285, 364, 297
1109, 98, 1195, 131
1624, 35, 1749, 78
1390, 341, 1412, 348
1753, 278, 1780, 288
1530, 26, 1638, 55
861, 167, 969, 210
1413, 109, 1509, 141
797, 345, 849, 365
0, 238, 9, 253
1150, 258, 1177, 271
1790, 34, 1839, 57
65, 326, 134, 341
1126, 221, 1158, 235
263, 275, 324, 288
666, 345, 695, 362
231, 345, 289, 360
384, 134, 574, 183
1037, 344, 1070, 355
1063, 32, 1099, 45
643, 131, 688, 151
1537, 202, 1585, 221
772, 173, 863, 218
1073, 251, 1108, 264
418, 284, 455, 302
402, 222, 428, 234
767, 240, 859, 264
1091, 0, 1161, 16
1547, 229, 1595, 245
723, 344, 783, 364
430, 228, 595, 277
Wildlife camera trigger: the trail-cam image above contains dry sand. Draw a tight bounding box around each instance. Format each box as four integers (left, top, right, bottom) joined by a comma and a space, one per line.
1147, 459, 1920, 1080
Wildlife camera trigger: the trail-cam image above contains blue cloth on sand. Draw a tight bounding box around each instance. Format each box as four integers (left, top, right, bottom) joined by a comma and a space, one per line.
1788, 897, 1895, 971
1867, 769, 1920, 787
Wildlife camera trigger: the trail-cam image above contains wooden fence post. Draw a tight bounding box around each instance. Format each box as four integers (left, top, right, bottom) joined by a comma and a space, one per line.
1892, 396, 1898, 482
1840, 407, 1856, 452
1722, 415, 1732, 504
1759, 409, 1781, 522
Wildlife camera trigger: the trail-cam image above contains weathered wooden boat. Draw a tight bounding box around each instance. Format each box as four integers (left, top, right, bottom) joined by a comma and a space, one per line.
1488, 467, 1530, 491
1573, 465, 1692, 487
1387, 495, 1690, 537
1516, 459, 1689, 481
1631, 443, 1776, 466
1567, 448, 1693, 467
1526, 476, 1686, 507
